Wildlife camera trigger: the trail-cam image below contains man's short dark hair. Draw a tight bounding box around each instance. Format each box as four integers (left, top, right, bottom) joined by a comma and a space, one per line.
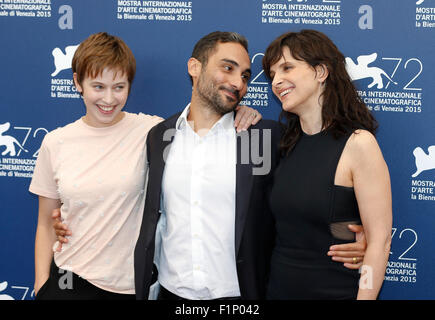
189, 31, 249, 83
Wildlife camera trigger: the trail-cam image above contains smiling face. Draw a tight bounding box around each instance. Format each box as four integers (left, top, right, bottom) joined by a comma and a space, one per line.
191, 42, 251, 115
74, 68, 129, 128
269, 46, 327, 115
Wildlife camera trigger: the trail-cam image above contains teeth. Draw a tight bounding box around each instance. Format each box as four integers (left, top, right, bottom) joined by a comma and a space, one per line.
280, 89, 292, 97
99, 105, 114, 112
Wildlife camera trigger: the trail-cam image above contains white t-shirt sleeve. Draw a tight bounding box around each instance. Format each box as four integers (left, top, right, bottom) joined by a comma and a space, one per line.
29, 134, 59, 199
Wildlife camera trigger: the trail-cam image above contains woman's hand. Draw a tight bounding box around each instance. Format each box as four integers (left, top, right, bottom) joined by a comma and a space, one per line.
234, 105, 262, 132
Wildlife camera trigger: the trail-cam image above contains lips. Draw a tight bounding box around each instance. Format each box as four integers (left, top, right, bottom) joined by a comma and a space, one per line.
277, 87, 295, 101
97, 104, 115, 114
221, 87, 239, 101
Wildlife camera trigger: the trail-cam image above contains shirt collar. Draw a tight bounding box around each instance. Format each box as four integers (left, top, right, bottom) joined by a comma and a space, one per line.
214, 110, 235, 136
175, 103, 235, 136
175, 103, 191, 130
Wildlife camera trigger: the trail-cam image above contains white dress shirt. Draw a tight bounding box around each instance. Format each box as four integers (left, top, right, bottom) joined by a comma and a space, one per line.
158, 104, 240, 299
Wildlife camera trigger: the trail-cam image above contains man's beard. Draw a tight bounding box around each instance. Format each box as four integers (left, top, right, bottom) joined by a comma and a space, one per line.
197, 73, 241, 115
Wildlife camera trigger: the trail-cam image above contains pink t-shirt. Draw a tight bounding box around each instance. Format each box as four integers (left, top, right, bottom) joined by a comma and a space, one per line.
29, 112, 163, 294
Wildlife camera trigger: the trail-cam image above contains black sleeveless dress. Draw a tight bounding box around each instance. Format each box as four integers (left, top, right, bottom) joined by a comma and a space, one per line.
267, 129, 361, 300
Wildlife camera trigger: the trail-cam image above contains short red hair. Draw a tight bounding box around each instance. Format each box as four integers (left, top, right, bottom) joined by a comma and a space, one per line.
72, 32, 136, 93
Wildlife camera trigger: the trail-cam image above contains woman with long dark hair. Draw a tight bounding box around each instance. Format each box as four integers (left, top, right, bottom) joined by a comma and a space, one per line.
262, 30, 392, 299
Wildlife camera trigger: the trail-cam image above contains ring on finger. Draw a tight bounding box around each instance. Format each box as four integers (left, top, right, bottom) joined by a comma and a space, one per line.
352, 257, 358, 264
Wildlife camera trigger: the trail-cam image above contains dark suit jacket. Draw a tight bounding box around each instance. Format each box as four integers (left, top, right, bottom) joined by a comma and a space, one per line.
134, 112, 281, 300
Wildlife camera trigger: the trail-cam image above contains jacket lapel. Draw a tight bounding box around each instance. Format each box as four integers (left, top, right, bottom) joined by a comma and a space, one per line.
148, 112, 181, 214
234, 130, 255, 257
155, 120, 177, 187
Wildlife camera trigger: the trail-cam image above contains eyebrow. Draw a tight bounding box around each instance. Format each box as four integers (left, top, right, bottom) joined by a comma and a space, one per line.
270, 60, 290, 73
221, 58, 252, 76
89, 80, 127, 85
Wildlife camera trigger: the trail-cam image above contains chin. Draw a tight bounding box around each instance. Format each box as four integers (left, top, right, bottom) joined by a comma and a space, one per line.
224, 103, 239, 114
212, 100, 236, 115
281, 102, 295, 113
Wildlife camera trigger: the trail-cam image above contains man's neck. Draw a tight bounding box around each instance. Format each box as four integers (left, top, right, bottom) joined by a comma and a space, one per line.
187, 98, 224, 137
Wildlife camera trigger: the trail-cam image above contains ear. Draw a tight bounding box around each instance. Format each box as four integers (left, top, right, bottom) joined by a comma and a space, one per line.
73, 73, 83, 94
187, 57, 202, 82
315, 64, 329, 83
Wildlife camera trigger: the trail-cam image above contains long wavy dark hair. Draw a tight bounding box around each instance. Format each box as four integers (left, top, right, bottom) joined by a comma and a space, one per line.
262, 29, 378, 155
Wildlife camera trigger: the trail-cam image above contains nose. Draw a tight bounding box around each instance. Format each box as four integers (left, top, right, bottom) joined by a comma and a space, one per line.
229, 74, 246, 93
102, 89, 115, 104
272, 73, 283, 89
